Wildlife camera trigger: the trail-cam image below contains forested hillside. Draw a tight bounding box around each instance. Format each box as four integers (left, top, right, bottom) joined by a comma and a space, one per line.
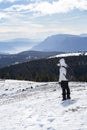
0, 55, 87, 82
0, 51, 61, 68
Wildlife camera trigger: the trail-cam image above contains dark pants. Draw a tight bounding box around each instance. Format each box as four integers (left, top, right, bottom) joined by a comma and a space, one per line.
61, 81, 71, 100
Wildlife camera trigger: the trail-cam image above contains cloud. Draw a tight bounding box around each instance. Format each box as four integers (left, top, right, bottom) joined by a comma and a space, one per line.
0, 12, 9, 19
4, 0, 87, 15
8, 0, 16, 2
29, 0, 87, 15
0, 0, 87, 41
0, 17, 45, 41
0, 0, 17, 2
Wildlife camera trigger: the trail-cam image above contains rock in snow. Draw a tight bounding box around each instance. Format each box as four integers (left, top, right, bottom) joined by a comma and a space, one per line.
0, 80, 87, 130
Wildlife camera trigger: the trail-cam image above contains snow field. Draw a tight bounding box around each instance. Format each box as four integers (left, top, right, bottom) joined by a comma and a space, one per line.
0, 80, 87, 130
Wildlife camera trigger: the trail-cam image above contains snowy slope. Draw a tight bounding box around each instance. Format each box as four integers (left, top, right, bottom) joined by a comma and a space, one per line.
0, 80, 87, 130
49, 52, 87, 59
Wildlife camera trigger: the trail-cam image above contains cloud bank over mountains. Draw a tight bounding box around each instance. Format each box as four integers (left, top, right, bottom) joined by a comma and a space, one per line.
0, 0, 87, 40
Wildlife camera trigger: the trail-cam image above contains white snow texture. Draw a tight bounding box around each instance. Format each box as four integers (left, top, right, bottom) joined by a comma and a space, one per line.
0, 80, 87, 130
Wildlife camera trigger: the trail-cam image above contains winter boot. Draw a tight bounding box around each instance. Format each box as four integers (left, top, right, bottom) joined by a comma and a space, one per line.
62, 95, 66, 101
67, 95, 71, 100
62, 98, 66, 101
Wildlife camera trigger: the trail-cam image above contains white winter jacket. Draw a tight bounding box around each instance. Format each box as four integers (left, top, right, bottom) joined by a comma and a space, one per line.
57, 58, 68, 82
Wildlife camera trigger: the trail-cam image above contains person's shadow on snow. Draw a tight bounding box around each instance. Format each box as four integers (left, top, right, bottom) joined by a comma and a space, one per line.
61, 99, 77, 107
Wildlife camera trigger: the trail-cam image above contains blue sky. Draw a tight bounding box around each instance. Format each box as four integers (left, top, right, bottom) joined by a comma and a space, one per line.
0, 0, 87, 41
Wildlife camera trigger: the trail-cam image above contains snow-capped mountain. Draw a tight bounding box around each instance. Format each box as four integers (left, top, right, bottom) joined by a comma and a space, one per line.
0, 80, 87, 130
32, 34, 87, 52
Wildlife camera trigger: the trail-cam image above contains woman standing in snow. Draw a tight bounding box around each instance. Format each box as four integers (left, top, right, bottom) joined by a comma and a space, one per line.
57, 58, 71, 101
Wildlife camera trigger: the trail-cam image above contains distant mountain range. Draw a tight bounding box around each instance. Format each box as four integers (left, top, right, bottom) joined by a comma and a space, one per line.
0, 38, 38, 54
80, 34, 87, 37
0, 34, 87, 54
32, 34, 87, 52
0, 50, 62, 68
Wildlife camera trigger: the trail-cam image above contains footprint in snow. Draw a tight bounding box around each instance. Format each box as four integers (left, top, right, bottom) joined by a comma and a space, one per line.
61, 99, 77, 107
39, 124, 44, 128
47, 118, 55, 123
47, 127, 55, 130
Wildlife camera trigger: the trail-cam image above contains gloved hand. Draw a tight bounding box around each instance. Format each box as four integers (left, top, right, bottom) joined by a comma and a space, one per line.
57, 63, 60, 67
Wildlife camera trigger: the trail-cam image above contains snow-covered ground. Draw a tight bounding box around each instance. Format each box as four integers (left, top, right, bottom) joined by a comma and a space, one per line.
48, 52, 87, 59
0, 80, 87, 130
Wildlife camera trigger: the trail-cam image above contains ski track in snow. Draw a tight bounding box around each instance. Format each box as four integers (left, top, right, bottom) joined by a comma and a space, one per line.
0, 80, 87, 130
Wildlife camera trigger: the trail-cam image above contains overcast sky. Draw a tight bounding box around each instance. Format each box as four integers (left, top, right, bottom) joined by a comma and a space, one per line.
0, 0, 87, 41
